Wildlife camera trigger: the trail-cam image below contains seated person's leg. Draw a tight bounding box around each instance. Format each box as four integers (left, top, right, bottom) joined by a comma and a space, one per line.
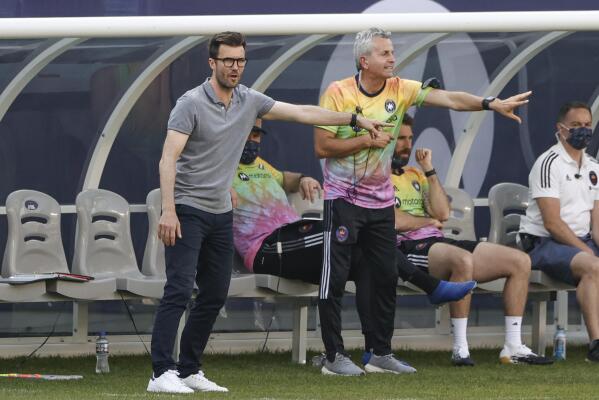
471, 241, 551, 365
470, 242, 530, 316
567, 238, 599, 361
427, 241, 475, 366
530, 237, 599, 350
395, 248, 476, 305
253, 220, 323, 284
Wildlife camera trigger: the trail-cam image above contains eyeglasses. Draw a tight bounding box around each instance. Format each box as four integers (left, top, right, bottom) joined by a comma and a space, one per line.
212, 57, 248, 67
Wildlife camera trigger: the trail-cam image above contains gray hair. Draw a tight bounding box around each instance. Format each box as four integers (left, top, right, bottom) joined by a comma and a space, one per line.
353, 27, 392, 71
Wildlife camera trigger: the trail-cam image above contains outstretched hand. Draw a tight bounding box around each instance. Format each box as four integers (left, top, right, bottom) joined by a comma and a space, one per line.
491, 91, 532, 124
356, 115, 394, 139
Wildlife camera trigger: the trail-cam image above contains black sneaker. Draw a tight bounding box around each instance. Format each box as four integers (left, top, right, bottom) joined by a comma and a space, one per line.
451, 348, 475, 367
586, 340, 599, 363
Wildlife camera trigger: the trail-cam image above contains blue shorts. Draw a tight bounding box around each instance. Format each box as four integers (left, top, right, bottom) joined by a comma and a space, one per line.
528, 234, 599, 286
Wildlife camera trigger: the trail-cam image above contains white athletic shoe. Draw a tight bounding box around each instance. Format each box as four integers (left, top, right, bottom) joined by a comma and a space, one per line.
147, 369, 194, 393
499, 344, 553, 365
181, 371, 229, 392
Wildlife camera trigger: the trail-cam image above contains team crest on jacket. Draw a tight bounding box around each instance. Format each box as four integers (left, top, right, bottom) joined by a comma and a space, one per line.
385, 99, 396, 113
412, 181, 421, 192
590, 171, 598, 186
238, 172, 250, 181
336, 226, 349, 242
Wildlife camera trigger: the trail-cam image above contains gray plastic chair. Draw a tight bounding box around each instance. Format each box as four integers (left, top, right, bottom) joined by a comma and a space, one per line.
287, 191, 323, 219
443, 187, 476, 241
73, 189, 163, 298
2, 190, 118, 300
488, 182, 529, 247
0, 190, 58, 300
141, 189, 255, 297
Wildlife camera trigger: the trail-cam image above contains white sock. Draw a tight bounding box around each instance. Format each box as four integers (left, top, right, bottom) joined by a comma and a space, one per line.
451, 318, 469, 356
505, 316, 523, 348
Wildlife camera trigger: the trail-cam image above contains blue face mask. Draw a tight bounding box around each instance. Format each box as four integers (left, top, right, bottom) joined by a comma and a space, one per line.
562, 125, 593, 150
240, 140, 260, 164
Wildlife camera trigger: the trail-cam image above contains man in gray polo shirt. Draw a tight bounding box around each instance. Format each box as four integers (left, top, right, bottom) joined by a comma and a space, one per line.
147, 31, 391, 394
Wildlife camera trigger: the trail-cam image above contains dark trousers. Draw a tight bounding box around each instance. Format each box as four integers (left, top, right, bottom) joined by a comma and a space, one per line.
151, 205, 233, 377
253, 219, 324, 284
318, 199, 398, 360
353, 248, 430, 351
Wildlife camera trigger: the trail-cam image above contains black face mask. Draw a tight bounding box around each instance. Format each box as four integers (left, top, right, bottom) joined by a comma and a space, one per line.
240, 140, 260, 164
391, 155, 408, 171
564, 126, 593, 150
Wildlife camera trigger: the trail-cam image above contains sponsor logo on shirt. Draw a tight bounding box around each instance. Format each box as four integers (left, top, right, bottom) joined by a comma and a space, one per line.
238, 171, 273, 181
397, 197, 425, 208
238, 172, 250, 181
394, 197, 401, 208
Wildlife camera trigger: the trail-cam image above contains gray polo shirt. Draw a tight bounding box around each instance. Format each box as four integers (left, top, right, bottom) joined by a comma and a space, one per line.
167, 79, 275, 213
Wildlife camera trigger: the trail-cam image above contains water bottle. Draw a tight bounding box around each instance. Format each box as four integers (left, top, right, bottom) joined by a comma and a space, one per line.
553, 325, 566, 361
95, 332, 110, 373
311, 353, 326, 367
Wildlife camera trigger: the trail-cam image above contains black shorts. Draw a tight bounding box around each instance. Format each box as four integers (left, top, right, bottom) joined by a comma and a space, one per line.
398, 236, 479, 270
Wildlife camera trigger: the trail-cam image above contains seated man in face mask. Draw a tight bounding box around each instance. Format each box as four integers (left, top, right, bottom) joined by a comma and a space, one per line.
232, 120, 476, 303
520, 101, 599, 363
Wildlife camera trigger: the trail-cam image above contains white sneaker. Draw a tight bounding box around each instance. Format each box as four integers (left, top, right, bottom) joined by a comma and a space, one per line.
181, 371, 229, 392
499, 344, 553, 365
147, 369, 194, 393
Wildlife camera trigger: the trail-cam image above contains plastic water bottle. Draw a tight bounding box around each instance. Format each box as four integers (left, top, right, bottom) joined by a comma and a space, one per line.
95, 332, 110, 373
553, 326, 566, 361
311, 353, 326, 367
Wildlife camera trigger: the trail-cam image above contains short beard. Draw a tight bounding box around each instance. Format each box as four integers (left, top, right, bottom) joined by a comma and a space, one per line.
215, 71, 237, 89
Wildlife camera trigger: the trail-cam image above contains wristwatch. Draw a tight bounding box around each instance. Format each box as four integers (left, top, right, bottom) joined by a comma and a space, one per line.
482, 96, 496, 110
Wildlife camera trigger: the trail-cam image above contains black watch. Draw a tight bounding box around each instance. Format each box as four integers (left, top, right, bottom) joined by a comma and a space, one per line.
482, 96, 496, 110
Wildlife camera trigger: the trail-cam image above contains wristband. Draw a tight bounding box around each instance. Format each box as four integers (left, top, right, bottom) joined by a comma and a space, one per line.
424, 169, 437, 178
349, 113, 358, 128
482, 96, 496, 110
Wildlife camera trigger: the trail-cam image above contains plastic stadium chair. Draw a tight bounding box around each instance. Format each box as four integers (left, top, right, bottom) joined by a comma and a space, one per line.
443, 187, 476, 241
1, 190, 56, 300
287, 191, 323, 219
487, 182, 574, 291
488, 182, 529, 247
141, 189, 255, 297
2, 189, 117, 300
73, 189, 163, 298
